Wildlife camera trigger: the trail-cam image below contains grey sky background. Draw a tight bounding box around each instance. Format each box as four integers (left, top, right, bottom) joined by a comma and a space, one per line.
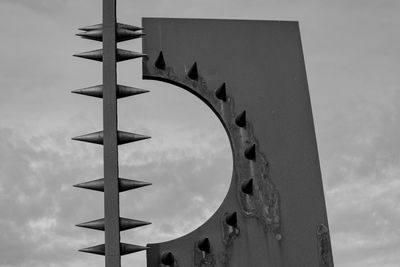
0, 0, 399, 266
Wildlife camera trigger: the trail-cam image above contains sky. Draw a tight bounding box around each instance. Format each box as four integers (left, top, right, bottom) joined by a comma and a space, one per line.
0, 0, 399, 266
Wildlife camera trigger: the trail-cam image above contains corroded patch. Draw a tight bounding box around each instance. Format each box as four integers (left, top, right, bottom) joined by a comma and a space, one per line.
194, 241, 215, 267
317, 224, 334, 267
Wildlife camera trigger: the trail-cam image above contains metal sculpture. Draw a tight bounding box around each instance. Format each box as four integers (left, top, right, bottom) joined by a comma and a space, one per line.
72, 1, 151, 266
142, 18, 334, 267
70, 2, 334, 265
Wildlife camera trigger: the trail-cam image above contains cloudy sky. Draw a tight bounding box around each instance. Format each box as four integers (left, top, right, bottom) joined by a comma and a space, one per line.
0, 0, 399, 266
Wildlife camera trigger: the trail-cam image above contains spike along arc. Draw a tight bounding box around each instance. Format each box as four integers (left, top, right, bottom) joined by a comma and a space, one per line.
71, 1, 151, 266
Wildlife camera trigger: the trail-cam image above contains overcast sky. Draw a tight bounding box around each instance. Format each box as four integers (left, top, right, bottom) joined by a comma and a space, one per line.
0, 0, 399, 266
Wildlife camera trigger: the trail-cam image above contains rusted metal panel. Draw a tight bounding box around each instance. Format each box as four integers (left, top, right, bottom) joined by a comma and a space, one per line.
142, 18, 333, 267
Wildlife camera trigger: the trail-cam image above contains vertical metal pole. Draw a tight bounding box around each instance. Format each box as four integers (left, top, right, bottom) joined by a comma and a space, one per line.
103, 0, 120, 266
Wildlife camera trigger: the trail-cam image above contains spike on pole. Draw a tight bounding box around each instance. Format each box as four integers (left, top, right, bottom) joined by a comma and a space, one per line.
117, 131, 150, 145
79, 23, 143, 32
72, 85, 149, 99
74, 178, 151, 192
120, 243, 149, 255
79, 244, 106, 255
77, 28, 145, 42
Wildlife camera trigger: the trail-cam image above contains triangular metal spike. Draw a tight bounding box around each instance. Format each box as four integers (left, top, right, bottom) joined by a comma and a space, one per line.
77, 28, 145, 42
73, 49, 103, 62
198, 238, 211, 253
71, 85, 103, 98
119, 178, 152, 192
79, 23, 102, 31
117, 23, 143, 32
116, 28, 145, 42
117, 85, 149, 99
116, 49, 147, 62
76, 30, 103, 41
120, 243, 148, 255
161, 252, 175, 265
235, 110, 247, 128
79, 23, 142, 32
117, 131, 150, 145
155, 51, 166, 70
76, 218, 105, 231
120, 217, 151, 231
79, 244, 105, 255
74, 178, 151, 192
215, 83, 227, 101
72, 131, 103, 145
244, 144, 256, 160
241, 178, 254, 195
187, 62, 199, 80
73, 178, 104, 192
71, 85, 148, 99
225, 212, 238, 227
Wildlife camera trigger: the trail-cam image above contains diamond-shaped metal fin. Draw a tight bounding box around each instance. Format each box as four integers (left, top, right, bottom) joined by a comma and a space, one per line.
225, 212, 238, 227
72, 131, 103, 145
76, 217, 150, 231
74, 178, 151, 192
77, 28, 145, 42
120, 243, 148, 255
72, 131, 150, 145
155, 51, 166, 70
73, 49, 103, 62
235, 110, 247, 128
72, 85, 148, 99
161, 252, 175, 265
79, 244, 105, 255
74, 49, 146, 62
215, 83, 227, 101
120, 217, 151, 231
79, 23, 142, 32
241, 178, 254, 195
244, 144, 256, 160
197, 238, 210, 253
117, 131, 150, 145
187, 62, 199, 80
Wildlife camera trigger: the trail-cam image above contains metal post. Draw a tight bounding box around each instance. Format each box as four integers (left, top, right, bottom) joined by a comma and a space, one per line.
103, 0, 121, 266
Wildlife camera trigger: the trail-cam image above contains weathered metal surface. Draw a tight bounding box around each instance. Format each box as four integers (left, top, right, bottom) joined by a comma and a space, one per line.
142, 18, 333, 266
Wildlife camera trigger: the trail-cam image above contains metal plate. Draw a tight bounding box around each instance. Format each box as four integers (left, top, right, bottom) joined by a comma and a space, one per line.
142, 18, 333, 267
